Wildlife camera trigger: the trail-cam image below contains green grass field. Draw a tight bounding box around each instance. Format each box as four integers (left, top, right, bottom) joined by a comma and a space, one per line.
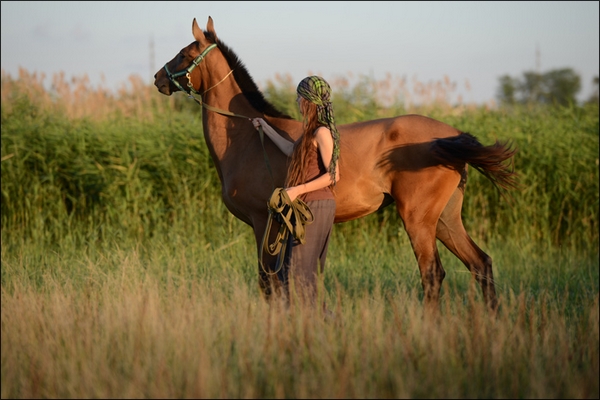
1, 70, 598, 398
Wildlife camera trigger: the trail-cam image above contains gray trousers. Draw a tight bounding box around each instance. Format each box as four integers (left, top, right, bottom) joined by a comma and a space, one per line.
279, 199, 336, 302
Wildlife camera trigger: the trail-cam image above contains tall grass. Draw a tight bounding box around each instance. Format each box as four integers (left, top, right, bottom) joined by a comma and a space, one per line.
1, 234, 598, 398
1, 69, 599, 398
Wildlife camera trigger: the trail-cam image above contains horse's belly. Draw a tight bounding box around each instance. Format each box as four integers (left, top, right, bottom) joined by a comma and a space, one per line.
333, 191, 391, 223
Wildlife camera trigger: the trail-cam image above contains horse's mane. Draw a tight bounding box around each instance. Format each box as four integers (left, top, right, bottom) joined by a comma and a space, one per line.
204, 31, 292, 119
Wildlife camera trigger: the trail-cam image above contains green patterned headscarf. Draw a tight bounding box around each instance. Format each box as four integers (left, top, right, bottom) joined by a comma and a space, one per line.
296, 76, 340, 185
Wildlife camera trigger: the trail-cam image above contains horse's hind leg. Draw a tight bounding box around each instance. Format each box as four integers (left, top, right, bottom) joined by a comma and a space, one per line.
436, 187, 498, 311
402, 218, 446, 312
396, 196, 448, 313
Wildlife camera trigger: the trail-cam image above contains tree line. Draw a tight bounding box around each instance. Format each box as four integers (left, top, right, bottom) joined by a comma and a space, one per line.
496, 68, 598, 106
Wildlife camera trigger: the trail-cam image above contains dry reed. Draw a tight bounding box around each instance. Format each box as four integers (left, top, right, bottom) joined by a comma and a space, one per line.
1, 68, 175, 121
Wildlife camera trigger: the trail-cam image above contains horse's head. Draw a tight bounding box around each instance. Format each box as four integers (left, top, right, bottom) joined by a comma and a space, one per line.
154, 16, 292, 119
154, 17, 218, 96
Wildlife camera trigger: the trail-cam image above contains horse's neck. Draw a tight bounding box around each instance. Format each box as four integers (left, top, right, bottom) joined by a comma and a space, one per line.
199, 73, 256, 171
201, 66, 241, 112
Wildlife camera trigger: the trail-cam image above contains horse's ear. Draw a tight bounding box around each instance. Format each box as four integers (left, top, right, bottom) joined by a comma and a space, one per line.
192, 18, 206, 43
206, 16, 217, 39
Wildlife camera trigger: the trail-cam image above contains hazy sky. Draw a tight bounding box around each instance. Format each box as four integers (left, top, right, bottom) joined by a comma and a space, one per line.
1, 1, 598, 105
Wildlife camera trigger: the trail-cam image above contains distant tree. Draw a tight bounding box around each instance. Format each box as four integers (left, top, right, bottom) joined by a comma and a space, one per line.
496, 75, 518, 105
497, 67, 581, 106
519, 71, 546, 103
586, 75, 599, 104
542, 68, 581, 105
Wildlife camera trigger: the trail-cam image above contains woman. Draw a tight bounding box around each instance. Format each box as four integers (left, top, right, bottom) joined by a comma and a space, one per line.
252, 76, 340, 305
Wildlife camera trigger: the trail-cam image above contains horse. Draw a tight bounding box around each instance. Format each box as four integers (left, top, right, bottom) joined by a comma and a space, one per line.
153, 16, 517, 312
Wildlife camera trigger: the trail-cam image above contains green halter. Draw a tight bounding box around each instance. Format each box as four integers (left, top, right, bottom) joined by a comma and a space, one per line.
163, 43, 217, 95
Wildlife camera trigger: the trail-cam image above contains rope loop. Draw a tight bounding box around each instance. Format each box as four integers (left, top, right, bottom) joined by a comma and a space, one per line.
260, 188, 314, 275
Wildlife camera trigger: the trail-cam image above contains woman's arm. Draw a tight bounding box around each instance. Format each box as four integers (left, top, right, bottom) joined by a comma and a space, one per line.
315, 126, 341, 184
252, 118, 295, 156
285, 126, 340, 201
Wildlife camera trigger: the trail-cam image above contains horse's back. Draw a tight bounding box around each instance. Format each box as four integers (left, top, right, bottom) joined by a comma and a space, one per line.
338, 114, 462, 178
340, 114, 461, 146
333, 114, 463, 222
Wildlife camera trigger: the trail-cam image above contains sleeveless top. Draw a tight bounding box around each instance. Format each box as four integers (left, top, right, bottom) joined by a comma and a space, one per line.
301, 144, 335, 202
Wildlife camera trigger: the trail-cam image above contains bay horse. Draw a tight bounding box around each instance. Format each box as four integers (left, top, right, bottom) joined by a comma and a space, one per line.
153, 17, 517, 311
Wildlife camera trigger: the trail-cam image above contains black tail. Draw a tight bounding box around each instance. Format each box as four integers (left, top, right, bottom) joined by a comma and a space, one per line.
431, 132, 519, 192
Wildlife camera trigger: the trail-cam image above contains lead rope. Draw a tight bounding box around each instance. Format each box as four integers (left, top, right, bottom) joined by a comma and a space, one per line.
259, 188, 314, 275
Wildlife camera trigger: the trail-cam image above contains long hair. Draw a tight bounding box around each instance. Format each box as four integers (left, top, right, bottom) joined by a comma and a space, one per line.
285, 98, 322, 188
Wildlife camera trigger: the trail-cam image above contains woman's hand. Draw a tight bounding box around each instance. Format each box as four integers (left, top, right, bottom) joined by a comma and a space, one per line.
251, 117, 295, 157
285, 186, 303, 202
252, 118, 264, 131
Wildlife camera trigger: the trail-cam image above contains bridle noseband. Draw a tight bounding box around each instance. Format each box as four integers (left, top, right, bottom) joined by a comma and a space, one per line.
163, 43, 218, 95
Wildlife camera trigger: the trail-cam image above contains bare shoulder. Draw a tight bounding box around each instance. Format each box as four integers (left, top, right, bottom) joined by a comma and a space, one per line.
313, 126, 332, 142
313, 126, 331, 136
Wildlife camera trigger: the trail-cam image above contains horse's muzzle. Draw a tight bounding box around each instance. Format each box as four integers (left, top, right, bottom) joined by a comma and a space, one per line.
155, 83, 172, 95
153, 70, 172, 95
